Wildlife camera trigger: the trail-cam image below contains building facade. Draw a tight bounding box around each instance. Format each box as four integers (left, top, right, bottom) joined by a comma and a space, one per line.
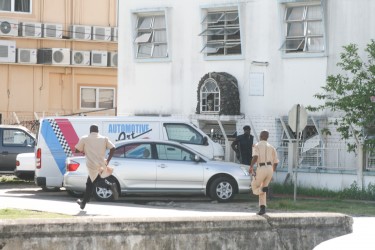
118, 0, 375, 190
0, 0, 118, 129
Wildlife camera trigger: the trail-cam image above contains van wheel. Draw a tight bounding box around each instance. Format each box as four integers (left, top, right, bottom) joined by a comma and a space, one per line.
209, 177, 235, 202
41, 186, 60, 192
94, 177, 119, 202
67, 190, 83, 198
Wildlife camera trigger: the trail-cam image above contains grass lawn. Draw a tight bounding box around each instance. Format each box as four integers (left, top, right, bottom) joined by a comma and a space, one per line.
0, 208, 72, 220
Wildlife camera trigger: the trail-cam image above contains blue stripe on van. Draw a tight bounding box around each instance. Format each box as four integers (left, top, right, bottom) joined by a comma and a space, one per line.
41, 120, 66, 175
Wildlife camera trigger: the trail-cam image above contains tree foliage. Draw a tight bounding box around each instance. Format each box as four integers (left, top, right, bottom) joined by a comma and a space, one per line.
307, 40, 375, 152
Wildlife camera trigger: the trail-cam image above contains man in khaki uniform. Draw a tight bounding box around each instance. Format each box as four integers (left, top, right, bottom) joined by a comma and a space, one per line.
249, 130, 279, 215
75, 124, 116, 210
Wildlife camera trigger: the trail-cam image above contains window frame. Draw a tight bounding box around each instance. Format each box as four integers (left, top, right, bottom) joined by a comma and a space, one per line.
280, 1, 327, 58
132, 9, 169, 62
200, 5, 244, 61
0, 0, 32, 14
200, 78, 221, 114
80, 86, 116, 110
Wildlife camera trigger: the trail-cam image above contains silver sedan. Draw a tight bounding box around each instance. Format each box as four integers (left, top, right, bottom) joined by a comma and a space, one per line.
63, 139, 251, 202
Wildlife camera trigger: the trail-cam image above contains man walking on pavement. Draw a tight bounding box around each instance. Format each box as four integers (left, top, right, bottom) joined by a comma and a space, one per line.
231, 125, 254, 165
249, 130, 279, 215
75, 124, 117, 210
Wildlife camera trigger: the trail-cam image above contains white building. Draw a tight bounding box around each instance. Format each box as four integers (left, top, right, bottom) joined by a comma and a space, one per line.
118, 0, 375, 190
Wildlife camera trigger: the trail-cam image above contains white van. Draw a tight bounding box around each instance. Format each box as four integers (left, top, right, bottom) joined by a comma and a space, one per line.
34, 116, 224, 190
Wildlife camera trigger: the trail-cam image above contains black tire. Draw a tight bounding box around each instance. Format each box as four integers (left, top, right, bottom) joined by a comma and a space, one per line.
41, 186, 61, 192
67, 190, 84, 198
93, 177, 119, 202
209, 177, 235, 202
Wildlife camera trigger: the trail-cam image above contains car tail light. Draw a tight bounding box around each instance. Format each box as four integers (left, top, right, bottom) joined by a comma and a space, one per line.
36, 148, 41, 169
67, 161, 80, 172
16, 160, 20, 167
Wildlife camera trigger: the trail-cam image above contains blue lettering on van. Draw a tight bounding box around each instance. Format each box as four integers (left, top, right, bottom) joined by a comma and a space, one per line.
107, 123, 152, 141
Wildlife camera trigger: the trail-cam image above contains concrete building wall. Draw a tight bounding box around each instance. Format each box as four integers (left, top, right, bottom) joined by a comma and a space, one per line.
0, 0, 118, 125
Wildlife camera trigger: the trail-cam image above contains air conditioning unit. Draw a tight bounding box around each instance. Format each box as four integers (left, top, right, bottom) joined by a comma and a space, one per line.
0, 40, 16, 63
90, 50, 108, 66
108, 52, 117, 67
69, 25, 91, 40
0, 19, 18, 36
17, 48, 37, 64
37, 48, 70, 65
92, 26, 111, 41
19, 22, 42, 37
42, 23, 63, 38
71, 50, 90, 66
111, 27, 118, 41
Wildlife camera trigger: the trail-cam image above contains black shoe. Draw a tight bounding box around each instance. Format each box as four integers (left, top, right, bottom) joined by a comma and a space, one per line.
110, 185, 119, 200
76, 199, 86, 210
262, 187, 269, 193
257, 205, 266, 215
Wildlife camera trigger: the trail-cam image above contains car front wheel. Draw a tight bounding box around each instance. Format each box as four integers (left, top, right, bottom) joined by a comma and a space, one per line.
209, 177, 235, 202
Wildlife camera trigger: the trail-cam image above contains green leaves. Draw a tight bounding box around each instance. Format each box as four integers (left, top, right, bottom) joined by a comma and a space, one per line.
307, 40, 375, 153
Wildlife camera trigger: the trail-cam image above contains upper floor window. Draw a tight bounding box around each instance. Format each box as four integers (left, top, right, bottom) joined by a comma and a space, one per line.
280, 3, 325, 54
199, 9, 241, 56
200, 78, 220, 113
80, 87, 115, 110
134, 13, 168, 59
0, 0, 31, 13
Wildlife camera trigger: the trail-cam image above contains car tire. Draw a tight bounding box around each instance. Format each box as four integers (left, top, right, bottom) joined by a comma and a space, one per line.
67, 190, 84, 198
94, 178, 119, 202
41, 186, 61, 192
209, 177, 235, 202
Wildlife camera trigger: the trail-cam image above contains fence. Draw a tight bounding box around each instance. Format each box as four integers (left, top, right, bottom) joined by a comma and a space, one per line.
276, 144, 375, 171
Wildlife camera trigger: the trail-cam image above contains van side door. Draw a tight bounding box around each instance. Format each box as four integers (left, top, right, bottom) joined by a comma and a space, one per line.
0, 128, 35, 172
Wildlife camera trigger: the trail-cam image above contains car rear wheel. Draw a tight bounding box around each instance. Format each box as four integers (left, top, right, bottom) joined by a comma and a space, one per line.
209, 177, 235, 202
41, 186, 61, 192
94, 177, 119, 202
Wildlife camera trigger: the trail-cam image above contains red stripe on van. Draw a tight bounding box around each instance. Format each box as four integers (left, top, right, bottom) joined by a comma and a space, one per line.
55, 119, 79, 153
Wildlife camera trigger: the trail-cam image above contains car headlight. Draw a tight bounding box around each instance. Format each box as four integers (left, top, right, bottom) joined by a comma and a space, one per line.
240, 166, 250, 176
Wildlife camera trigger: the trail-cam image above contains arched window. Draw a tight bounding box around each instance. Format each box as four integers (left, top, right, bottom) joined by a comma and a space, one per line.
200, 78, 220, 113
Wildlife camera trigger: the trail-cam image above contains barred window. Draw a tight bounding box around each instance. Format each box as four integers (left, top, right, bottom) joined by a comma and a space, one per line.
280, 3, 325, 54
199, 10, 241, 56
200, 78, 220, 113
134, 13, 168, 59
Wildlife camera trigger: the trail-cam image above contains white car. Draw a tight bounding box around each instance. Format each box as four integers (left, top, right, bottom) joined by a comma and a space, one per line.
64, 139, 251, 202
15, 152, 35, 180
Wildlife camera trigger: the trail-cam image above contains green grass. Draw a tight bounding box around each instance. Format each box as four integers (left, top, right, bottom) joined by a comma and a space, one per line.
0, 175, 33, 184
0, 208, 72, 220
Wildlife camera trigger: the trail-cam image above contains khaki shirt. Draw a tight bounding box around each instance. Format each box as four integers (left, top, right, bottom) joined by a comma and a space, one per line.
75, 132, 115, 182
252, 141, 279, 166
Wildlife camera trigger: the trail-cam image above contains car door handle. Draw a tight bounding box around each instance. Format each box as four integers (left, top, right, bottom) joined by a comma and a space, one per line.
158, 164, 167, 168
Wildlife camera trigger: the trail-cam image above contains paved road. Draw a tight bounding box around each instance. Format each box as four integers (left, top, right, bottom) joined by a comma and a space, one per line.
1, 184, 374, 249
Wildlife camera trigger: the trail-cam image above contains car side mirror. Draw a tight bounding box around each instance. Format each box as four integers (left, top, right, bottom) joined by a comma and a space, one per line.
194, 155, 201, 162
202, 136, 208, 146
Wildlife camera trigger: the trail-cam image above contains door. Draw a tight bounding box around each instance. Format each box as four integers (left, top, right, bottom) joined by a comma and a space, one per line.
111, 142, 156, 190
0, 128, 35, 172
155, 143, 204, 190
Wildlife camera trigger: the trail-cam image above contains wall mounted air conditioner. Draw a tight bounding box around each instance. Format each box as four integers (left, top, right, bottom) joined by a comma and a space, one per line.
0, 19, 18, 36
69, 25, 91, 40
91, 50, 108, 66
0, 40, 16, 63
108, 52, 117, 67
37, 48, 70, 65
111, 27, 118, 41
17, 48, 37, 64
42, 23, 63, 38
92, 26, 111, 41
19, 22, 42, 37
71, 50, 90, 66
